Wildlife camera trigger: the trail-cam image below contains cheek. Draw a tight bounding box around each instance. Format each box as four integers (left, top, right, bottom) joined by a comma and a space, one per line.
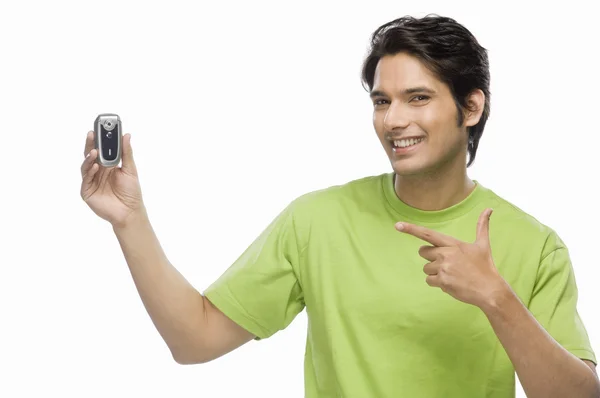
419, 106, 459, 138
419, 107, 443, 127
373, 110, 385, 130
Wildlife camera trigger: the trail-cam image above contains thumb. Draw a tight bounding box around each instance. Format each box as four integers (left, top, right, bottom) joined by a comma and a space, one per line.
476, 208, 493, 246
121, 133, 138, 175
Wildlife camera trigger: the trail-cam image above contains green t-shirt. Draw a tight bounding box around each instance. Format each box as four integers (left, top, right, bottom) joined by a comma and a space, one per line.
203, 173, 596, 397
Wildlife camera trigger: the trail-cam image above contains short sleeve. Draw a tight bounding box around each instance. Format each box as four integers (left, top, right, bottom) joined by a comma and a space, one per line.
527, 232, 597, 365
202, 200, 305, 340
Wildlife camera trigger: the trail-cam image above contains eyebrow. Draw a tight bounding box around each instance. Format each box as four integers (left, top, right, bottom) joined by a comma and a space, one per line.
369, 86, 436, 98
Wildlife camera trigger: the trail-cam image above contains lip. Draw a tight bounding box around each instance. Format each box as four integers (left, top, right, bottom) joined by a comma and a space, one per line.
391, 138, 425, 155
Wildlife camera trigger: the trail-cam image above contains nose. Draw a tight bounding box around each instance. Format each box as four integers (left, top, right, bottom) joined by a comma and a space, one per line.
383, 102, 410, 131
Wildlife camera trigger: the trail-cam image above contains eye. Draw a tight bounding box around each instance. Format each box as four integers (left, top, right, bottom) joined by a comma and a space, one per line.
410, 95, 430, 102
373, 99, 389, 106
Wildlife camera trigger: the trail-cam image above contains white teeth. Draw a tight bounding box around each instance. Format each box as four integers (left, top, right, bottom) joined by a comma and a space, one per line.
394, 138, 424, 148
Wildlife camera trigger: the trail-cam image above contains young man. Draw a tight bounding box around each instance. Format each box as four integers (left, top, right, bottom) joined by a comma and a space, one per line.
80, 15, 598, 398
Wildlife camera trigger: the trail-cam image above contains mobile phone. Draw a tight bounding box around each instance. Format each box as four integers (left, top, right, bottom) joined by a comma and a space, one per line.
94, 113, 122, 167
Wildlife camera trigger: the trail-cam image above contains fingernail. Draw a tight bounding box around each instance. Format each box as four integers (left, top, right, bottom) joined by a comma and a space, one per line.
396, 222, 404, 230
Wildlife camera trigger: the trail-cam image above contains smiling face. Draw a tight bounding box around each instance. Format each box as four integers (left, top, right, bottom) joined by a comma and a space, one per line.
371, 52, 473, 177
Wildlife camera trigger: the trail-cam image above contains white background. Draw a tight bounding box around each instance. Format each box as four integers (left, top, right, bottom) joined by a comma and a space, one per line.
1, 0, 598, 397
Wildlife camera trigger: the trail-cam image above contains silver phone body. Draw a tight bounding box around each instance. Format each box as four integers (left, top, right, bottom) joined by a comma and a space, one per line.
94, 113, 122, 167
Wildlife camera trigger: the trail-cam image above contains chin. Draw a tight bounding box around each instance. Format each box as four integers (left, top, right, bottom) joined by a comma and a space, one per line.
392, 167, 425, 177
391, 158, 435, 177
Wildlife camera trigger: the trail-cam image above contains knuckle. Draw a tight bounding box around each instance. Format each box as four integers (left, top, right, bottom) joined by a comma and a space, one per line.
439, 277, 449, 289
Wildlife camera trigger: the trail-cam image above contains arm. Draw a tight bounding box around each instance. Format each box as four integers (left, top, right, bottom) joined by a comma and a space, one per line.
481, 284, 600, 398
113, 208, 254, 364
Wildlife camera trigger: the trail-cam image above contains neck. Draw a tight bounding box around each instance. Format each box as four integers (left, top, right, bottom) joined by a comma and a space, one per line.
394, 156, 475, 211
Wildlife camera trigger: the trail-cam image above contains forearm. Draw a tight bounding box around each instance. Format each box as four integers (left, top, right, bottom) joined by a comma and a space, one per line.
481, 283, 599, 398
113, 208, 208, 361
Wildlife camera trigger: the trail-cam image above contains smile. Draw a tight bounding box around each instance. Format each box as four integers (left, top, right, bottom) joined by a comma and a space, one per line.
392, 138, 425, 155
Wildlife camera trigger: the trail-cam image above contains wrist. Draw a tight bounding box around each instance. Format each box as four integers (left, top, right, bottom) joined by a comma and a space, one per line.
112, 206, 149, 233
479, 277, 515, 315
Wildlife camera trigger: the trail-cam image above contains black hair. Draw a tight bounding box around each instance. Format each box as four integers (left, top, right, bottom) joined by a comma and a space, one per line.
361, 14, 491, 167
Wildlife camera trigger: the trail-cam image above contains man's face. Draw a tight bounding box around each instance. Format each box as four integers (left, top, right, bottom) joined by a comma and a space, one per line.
371, 52, 469, 177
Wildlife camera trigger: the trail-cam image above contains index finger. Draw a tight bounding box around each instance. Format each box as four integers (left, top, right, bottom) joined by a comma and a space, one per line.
395, 222, 459, 247
84, 130, 94, 157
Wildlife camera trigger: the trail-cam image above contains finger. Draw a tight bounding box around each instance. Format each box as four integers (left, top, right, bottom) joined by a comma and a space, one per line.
121, 133, 137, 176
396, 222, 459, 247
425, 274, 441, 288
81, 162, 100, 194
423, 261, 440, 276
81, 149, 97, 177
84, 130, 95, 157
418, 245, 438, 262
476, 208, 493, 245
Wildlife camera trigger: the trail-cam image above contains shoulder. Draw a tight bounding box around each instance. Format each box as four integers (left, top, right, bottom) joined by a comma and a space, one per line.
289, 173, 386, 217
480, 183, 565, 256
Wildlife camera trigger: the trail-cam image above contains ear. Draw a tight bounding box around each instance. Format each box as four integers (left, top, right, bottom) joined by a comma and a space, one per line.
463, 89, 485, 128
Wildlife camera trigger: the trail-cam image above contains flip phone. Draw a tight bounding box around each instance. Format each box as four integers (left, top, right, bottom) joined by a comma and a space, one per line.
94, 113, 122, 167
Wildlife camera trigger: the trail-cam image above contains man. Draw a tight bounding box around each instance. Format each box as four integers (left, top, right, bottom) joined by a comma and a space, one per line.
80, 14, 598, 398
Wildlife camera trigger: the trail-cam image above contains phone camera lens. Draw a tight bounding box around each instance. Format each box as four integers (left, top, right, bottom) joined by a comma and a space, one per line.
103, 119, 116, 131
106, 131, 113, 139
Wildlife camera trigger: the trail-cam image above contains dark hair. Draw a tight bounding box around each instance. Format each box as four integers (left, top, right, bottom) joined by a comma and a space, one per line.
361, 14, 490, 167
